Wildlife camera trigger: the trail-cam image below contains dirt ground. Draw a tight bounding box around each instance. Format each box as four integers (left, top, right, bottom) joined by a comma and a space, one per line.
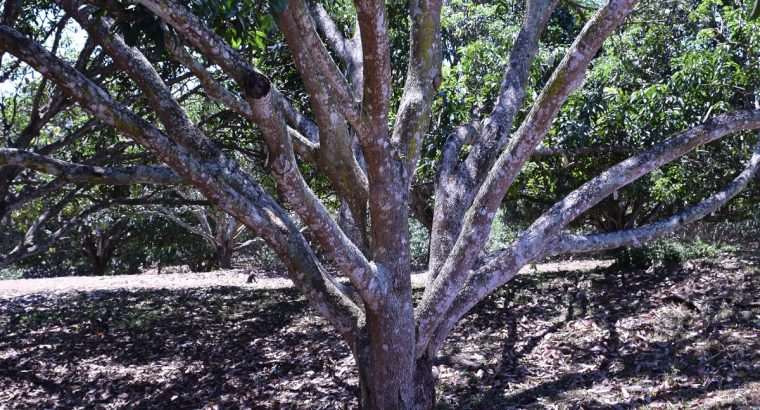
0, 260, 610, 298
0, 256, 758, 409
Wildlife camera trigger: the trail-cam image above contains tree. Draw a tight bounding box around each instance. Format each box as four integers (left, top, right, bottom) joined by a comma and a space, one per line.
77, 213, 128, 275
0, 5, 201, 267
1, 0, 759, 408
149, 188, 261, 270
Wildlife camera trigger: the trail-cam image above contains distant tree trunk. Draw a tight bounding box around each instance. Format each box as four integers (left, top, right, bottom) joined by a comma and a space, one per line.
80, 224, 123, 276
151, 201, 253, 270
215, 242, 233, 269
187, 256, 214, 272
89, 257, 109, 276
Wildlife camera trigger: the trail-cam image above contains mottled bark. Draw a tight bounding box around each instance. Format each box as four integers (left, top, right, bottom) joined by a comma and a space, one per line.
391, 0, 443, 189
419, 0, 561, 355
0, 148, 187, 186
275, 3, 371, 252
428, 0, 558, 280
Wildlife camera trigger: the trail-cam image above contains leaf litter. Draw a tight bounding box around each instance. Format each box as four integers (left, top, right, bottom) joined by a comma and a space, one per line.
0, 255, 757, 409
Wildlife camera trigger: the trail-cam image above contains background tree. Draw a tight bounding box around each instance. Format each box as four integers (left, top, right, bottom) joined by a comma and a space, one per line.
77, 212, 129, 276
149, 189, 261, 270
0, 5, 197, 267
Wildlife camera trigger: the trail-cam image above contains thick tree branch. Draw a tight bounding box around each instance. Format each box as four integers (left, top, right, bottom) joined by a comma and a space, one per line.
353, 0, 391, 130
543, 138, 760, 256
244, 75, 378, 308
135, 0, 368, 241
310, 4, 351, 66
276, 1, 364, 133
134, 0, 250, 85
391, 0, 443, 189
311, 4, 364, 100
73, 0, 365, 336
275, 3, 371, 250
428, 0, 557, 279
467, 0, 639, 227
428, 109, 760, 355
419, 0, 560, 355
417, 0, 639, 357
135, 0, 326, 143
0, 148, 187, 186
344, 2, 410, 272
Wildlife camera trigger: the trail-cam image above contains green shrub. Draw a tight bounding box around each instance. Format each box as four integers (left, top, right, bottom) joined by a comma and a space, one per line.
486, 209, 521, 252
611, 239, 725, 269
0, 267, 24, 280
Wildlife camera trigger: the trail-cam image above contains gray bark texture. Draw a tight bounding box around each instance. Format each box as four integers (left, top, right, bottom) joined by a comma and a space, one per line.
2, 0, 759, 408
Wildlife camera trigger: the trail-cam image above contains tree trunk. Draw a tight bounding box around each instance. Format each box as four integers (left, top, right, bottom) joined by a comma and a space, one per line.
353, 295, 436, 410
91, 259, 107, 276
216, 244, 233, 269
412, 356, 436, 409
356, 352, 436, 410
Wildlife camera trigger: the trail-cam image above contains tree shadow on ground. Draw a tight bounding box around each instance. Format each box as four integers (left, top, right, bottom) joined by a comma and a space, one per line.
1, 255, 757, 409
438, 254, 760, 409
0, 286, 358, 408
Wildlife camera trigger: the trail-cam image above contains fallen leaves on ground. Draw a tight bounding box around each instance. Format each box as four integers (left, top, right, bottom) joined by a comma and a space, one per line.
0, 254, 758, 409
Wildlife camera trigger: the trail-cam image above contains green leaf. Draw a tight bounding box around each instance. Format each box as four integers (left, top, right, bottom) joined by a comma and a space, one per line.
253, 36, 264, 51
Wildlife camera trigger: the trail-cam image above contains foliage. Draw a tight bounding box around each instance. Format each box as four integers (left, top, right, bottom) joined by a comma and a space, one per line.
110, 212, 218, 274
409, 217, 430, 268
486, 209, 522, 252
610, 238, 727, 269
509, 0, 760, 232
0, 267, 24, 280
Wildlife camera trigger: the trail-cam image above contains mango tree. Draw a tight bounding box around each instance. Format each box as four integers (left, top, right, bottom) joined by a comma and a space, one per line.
2, 0, 760, 408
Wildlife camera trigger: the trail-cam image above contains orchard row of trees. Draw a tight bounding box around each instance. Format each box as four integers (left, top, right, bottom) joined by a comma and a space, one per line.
1, 0, 759, 408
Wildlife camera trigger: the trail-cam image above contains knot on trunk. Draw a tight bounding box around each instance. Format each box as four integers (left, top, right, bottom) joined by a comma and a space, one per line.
245, 70, 271, 99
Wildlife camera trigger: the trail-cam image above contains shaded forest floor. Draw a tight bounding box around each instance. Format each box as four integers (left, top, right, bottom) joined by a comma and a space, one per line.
0, 255, 758, 409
